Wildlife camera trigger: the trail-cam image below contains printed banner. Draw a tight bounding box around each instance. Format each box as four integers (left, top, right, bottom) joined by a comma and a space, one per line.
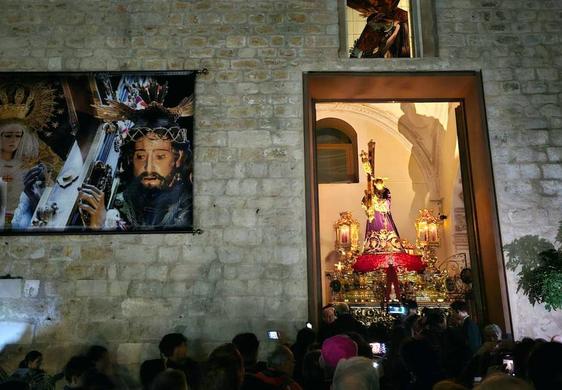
0, 72, 195, 234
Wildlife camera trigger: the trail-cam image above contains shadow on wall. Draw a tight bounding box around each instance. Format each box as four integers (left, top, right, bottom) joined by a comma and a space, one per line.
397, 103, 446, 222
0, 242, 303, 388
0, 276, 161, 388
0, 254, 222, 389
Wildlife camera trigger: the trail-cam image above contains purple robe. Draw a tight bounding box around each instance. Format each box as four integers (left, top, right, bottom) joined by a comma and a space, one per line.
365, 186, 401, 240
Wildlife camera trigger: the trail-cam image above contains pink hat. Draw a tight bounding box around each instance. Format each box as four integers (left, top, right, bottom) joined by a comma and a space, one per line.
321, 335, 358, 368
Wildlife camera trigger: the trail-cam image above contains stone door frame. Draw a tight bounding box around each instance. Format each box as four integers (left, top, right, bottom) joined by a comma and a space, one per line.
303, 71, 513, 335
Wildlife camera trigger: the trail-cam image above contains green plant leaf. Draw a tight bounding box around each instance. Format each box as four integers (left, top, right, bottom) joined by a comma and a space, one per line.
504, 235, 554, 272
505, 225, 562, 312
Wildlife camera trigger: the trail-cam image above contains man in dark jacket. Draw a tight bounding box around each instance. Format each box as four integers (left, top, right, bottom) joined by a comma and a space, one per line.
332, 303, 366, 337
450, 300, 482, 355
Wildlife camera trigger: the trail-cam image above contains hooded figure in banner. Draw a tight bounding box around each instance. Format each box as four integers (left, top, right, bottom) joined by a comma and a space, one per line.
348, 0, 410, 58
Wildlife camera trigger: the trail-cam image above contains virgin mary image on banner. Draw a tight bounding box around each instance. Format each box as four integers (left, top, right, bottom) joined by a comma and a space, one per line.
0, 72, 196, 234
0, 81, 66, 229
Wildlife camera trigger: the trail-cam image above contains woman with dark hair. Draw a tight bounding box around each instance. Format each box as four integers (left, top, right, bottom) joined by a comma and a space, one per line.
9, 351, 62, 390
291, 327, 316, 385
85, 345, 127, 389
301, 350, 328, 390
150, 369, 188, 390
200, 343, 244, 390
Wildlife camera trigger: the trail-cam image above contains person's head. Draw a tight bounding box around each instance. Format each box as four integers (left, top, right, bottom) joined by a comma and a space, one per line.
140, 359, 166, 390
302, 350, 323, 388
483, 324, 503, 342
477, 373, 532, 390
423, 308, 447, 332
450, 300, 469, 323
159, 333, 188, 361
345, 332, 372, 359
335, 303, 350, 316
294, 327, 316, 351
433, 380, 468, 390
513, 337, 539, 378
0, 121, 24, 160
231, 333, 259, 368
202, 343, 244, 390
374, 178, 384, 191
404, 299, 418, 315
64, 355, 91, 387
322, 304, 336, 324
0, 82, 55, 162
267, 345, 296, 376
404, 314, 421, 337
81, 368, 115, 390
86, 345, 110, 373
150, 369, 188, 390
131, 132, 184, 189
527, 341, 562, 390
119, 108, 191, 191
332, 356, 379, 390
18, 350, 42, 369
321, 335, 358, 369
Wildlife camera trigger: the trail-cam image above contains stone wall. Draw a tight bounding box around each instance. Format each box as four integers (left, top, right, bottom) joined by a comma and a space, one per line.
0, 0, 561, 385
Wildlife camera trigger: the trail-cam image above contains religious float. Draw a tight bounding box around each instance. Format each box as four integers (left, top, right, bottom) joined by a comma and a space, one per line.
326, 141, 472, 326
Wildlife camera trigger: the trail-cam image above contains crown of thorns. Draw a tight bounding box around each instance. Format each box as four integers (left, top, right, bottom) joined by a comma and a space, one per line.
92, 79, 193, 146
125, 126, 189, 144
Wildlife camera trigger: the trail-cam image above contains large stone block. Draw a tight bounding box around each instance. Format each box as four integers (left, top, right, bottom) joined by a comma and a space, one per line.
146, 265, 168, 282
117, 343, 154, 365
542, 164, 562, 179
76, 280, 108, 297
223, 296, 264, 319
157, 246, 182, 264
76, 320, 129, 342
0, 279, 22, 298
128, 281, 163, 297
231, 209, 258, 227
117, 264, 146, 280
113, 245, 158, 263
121, 298, 181, 318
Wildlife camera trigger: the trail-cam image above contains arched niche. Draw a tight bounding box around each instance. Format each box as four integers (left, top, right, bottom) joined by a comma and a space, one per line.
316, 117, 359, 184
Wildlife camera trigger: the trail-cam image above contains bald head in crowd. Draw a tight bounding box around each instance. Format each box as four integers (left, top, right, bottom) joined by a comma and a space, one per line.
267, 345, 295, 376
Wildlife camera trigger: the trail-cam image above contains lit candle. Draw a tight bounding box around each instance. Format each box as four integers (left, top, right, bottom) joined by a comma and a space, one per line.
418, 221, 427, 241
340, 225, 349, 244
429, 223, 438, 242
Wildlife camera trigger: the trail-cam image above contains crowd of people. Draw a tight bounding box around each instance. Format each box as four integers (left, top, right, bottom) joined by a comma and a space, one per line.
1, 300, 561, 390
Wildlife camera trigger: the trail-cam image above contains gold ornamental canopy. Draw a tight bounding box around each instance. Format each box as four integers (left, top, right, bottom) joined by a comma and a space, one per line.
415, 208, 440, 246
334, 211, 360, 252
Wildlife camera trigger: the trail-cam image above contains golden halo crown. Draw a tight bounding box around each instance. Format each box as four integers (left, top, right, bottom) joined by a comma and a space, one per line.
0, 82, 57, 130
0, 86, 33, 120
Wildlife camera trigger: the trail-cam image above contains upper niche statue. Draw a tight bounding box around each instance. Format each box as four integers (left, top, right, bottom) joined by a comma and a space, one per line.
348, 0, 410, 58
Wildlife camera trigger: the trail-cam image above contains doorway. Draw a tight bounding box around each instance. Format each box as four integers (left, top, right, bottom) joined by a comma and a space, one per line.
303, 72, 512, 334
